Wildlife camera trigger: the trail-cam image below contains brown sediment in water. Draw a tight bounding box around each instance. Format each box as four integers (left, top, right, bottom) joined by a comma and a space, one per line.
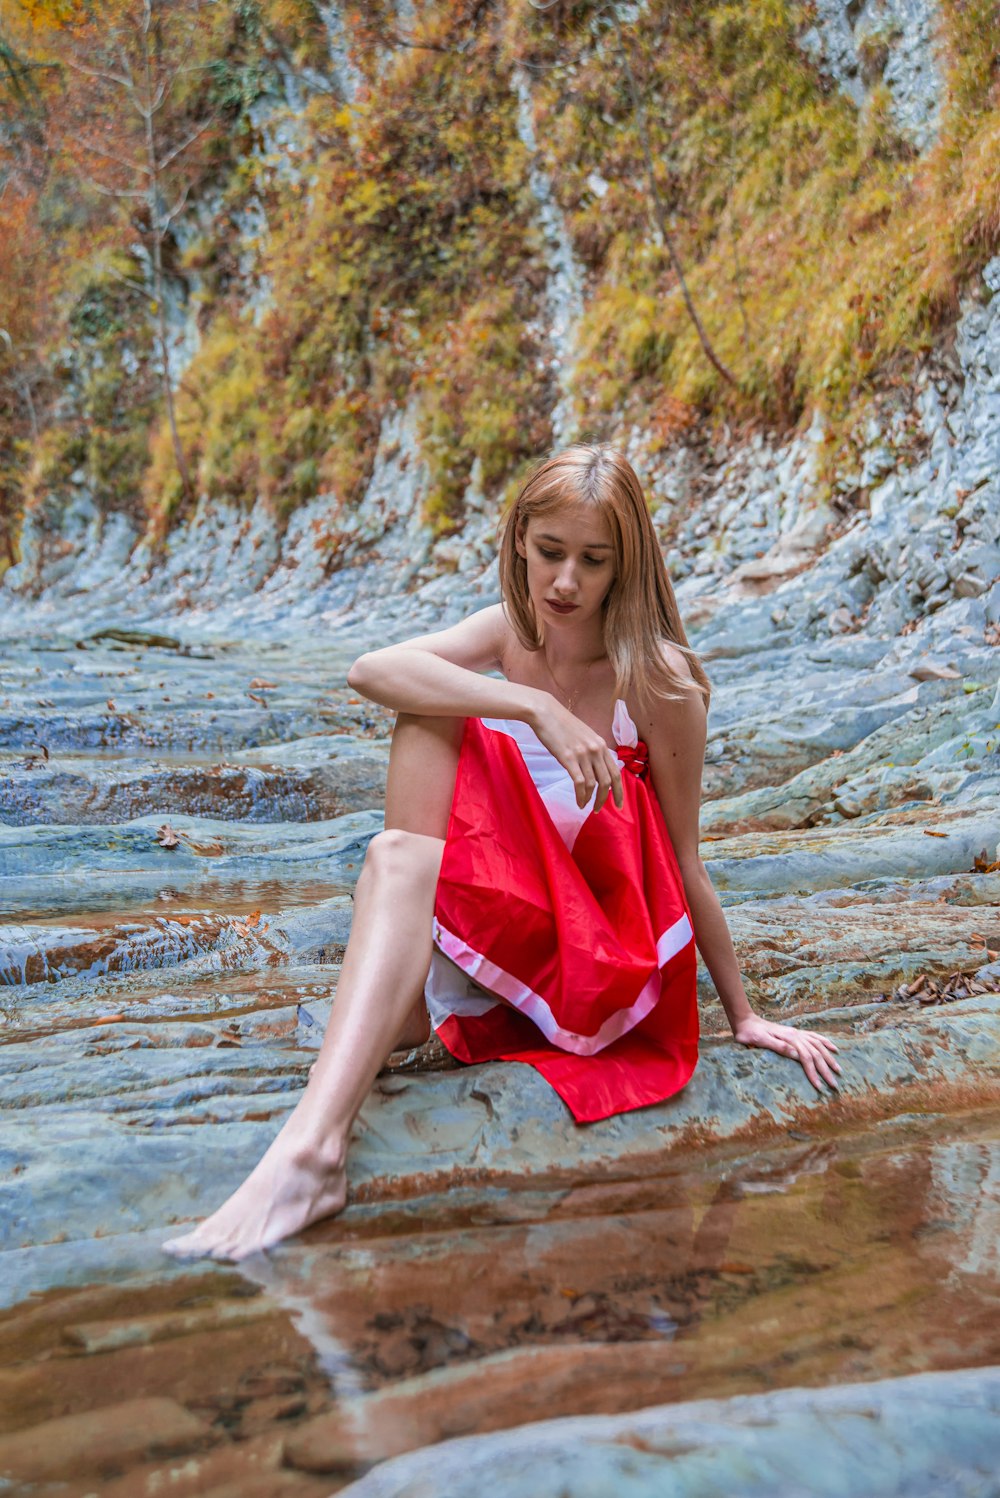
279, 1107, 1000, 1472
2, 1110, 997, 1490
0, 1272, 341, 1495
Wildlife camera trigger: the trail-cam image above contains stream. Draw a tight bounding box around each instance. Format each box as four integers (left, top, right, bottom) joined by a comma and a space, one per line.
1, 619, 998, 1494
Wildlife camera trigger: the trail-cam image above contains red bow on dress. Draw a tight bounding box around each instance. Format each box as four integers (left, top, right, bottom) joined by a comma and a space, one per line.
617, 740, 649, 781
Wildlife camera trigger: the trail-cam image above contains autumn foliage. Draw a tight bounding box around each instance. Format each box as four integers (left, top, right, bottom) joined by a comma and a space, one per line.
2, 0, 999, 570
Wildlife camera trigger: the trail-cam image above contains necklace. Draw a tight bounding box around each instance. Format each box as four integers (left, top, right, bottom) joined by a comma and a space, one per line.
547, 654, 596, 714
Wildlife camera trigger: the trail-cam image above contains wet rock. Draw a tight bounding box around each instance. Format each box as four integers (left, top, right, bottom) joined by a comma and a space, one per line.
6, 993, 994, 1299
284, 1342, 712, 1472
0, 811, 379, 922
341, 997, 1000, 1204
0, 912, 284, 986
63, 1295, 282, 1353
704, 806, 1000, 896
335, 1366, 1000, 1497
0, 1396, 210, 1482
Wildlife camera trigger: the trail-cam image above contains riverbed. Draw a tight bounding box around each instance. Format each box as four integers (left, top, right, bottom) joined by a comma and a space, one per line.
1, 613, 998, 1492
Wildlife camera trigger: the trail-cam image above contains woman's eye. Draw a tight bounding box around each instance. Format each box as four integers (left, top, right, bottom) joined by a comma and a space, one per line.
538, 548, 560, 560
584, 556, 604, 566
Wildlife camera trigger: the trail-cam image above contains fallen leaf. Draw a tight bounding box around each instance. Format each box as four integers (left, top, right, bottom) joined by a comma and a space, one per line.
247, 691, 268, 707
106, 699, 116, 711
185, 838, 224, 857
248, 678, 278, 690
246, 910, 262, 927
157, 824, 180, 849
922, 830, 949, 838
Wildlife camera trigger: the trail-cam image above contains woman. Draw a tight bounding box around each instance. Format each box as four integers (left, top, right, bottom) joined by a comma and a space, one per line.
164, 443, 839, 1263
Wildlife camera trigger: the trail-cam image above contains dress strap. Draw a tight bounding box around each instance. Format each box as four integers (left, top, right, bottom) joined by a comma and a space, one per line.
613, 699, 649, 781
612, 698, 639, 748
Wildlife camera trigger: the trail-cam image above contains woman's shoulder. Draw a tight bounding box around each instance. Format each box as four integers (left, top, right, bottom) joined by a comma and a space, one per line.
627, 640, 704, 740
656, 637, 695, 680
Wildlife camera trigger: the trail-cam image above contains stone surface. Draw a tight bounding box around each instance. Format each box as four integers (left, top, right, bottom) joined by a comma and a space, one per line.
1, 215, 999, 1498
334, 1366, 1000, 1497
0, 1396, 210, 1482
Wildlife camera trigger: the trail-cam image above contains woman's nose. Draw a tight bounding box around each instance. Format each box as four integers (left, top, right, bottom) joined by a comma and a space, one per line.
554, 560, 578, 594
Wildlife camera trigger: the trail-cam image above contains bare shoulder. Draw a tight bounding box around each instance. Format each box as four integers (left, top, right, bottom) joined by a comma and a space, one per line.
658, 638, 694, 680
632, 641, 707, 744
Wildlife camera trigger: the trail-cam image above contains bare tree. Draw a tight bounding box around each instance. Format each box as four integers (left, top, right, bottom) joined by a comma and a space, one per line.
57, 0, 220, 503
527, 0, 739, 387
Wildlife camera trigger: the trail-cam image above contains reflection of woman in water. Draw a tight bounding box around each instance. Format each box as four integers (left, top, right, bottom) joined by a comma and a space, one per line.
164, 443, 840, 1263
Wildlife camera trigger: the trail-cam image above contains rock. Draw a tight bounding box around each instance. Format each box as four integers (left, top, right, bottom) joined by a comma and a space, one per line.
909, 659, 963, 681
334, 1366, 1000, 1497
63, 1295, 281, 1353
284, 1342, 712, 1472
0, 1396, 210, 1482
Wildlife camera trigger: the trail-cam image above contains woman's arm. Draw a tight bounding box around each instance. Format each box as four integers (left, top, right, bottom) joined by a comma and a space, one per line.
348, 605, 543, 721
349, 605, 624, 811
640, 646, 841, 1093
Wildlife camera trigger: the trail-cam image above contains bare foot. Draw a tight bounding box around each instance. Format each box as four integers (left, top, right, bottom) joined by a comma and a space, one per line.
162, 1126, 347, 1263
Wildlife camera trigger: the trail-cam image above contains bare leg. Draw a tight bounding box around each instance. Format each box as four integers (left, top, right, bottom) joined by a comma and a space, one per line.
162, 714, 463, 1261
384, 712, 465, 1048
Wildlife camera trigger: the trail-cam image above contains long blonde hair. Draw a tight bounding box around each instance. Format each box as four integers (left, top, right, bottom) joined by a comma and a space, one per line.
497, 443, 711, 713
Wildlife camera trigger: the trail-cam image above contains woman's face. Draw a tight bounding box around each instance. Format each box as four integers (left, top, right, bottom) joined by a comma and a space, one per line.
515, 501, 617, 630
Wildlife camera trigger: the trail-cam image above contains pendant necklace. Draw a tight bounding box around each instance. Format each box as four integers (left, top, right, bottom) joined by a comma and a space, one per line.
549, 654, 594, 715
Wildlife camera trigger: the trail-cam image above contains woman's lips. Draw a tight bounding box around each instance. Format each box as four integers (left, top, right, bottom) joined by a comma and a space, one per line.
546, 599, 579, 614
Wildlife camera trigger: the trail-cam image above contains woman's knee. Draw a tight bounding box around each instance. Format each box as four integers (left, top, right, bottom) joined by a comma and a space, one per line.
362, 827, 444, 881
392, 711, 466, 747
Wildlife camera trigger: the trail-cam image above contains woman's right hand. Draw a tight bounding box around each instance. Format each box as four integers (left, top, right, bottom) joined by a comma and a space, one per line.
531, 698, 624, 812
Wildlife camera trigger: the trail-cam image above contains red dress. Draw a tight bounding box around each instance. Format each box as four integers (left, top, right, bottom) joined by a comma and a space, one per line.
424, 701, 699, 1123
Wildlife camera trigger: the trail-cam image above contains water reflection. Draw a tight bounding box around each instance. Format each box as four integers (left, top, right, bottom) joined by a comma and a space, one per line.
242, 1114, 999, 1430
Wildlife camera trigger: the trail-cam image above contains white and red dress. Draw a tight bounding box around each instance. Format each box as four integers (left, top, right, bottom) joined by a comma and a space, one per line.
424, 700, 699, 1123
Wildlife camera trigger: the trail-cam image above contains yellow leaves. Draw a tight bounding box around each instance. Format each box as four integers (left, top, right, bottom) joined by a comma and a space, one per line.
14, 0, 85, 32
343, 175, 390, 225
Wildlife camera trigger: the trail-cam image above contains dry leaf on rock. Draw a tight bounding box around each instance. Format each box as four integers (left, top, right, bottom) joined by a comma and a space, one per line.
157, 824, 180, 849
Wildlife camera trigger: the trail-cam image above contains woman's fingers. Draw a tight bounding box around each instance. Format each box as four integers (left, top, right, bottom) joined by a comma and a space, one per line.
589, 749, 625, 813
795, 1038, 840, 1092
606, 748, 624, 810
760, 1026, 841, 1092
593, 758, 614, 812
566, 737, 626, 813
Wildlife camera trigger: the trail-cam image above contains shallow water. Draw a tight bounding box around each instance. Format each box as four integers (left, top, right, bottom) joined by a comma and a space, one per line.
1, 628, 998, 1492
1, 1112, 996, 1489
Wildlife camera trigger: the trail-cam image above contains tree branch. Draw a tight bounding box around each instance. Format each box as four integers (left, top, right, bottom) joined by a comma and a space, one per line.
602, 4, 739, 387
157, 114, 217, 173
160, 178, 194, 227
74, 137, 151, 178
62, 55, 133, 90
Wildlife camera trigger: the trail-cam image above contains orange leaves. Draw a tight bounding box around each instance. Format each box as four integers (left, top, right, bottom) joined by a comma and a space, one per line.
12, 0, 85, 33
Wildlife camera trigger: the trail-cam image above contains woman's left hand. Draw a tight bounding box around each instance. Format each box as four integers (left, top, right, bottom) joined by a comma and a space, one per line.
733, 1014, 842, 1093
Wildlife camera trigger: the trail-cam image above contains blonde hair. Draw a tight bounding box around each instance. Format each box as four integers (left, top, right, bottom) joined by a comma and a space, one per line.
497, 443, 711, 714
